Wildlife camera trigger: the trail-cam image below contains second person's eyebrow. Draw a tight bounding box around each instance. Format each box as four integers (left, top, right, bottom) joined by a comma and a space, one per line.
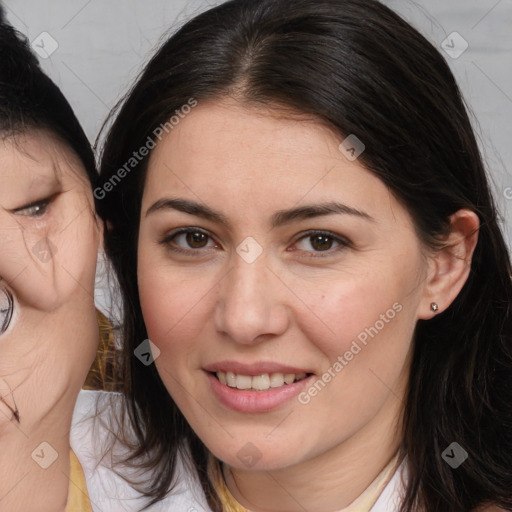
145, 197, 374, 228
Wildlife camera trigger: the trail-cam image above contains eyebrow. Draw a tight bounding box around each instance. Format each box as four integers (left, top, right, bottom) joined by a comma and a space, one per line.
145, 198, 374, 228
145, 198, 229, 226
271, 203, 374, 227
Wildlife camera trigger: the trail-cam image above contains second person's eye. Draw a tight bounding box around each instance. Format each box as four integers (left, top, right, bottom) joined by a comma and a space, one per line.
13, 196, 54, 218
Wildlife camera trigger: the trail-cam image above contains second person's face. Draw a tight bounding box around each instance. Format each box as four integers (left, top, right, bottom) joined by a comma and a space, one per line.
0, 130, 100, 429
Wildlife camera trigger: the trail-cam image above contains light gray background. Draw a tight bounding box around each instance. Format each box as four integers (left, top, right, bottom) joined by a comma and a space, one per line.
3, 0, 512, 248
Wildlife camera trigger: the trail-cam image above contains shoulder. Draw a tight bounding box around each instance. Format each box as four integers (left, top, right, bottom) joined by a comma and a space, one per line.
71, 389, 122, 462
71, 389, 212, 511
370, 457, 408, 512
369, 458, 508, 512
72, 388, 115, 423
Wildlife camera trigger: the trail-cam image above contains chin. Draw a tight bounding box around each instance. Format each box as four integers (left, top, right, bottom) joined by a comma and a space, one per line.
204, 435, 306, 471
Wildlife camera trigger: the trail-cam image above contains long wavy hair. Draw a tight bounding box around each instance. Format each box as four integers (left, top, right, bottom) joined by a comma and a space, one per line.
97, 0, 512, 510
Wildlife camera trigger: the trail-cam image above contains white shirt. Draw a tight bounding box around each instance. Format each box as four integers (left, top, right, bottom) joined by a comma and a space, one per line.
71, 390, 406, 512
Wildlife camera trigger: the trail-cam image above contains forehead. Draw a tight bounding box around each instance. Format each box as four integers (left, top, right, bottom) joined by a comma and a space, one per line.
0, 131, 86, 198
150, 99, 341, 167
143, 99, 395, 218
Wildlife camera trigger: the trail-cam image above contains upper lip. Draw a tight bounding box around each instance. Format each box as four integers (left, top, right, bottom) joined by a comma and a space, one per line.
203, 361, 313, 376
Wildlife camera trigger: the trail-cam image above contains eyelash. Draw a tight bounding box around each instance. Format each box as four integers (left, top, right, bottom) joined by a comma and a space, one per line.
290, 230, 351, 257
13, 196, 55, 218
159, 227, 217, 256
159, 228, 351, 257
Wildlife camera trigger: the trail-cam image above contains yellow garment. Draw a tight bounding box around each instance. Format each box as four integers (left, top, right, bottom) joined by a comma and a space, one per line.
65, 451, 92, 512
208, 452, 401, 512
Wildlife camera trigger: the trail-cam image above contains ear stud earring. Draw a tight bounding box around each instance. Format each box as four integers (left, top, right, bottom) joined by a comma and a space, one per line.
430, 302, 439, 313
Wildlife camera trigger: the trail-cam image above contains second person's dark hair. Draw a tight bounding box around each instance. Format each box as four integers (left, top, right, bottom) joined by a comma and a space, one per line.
0, 18, 97, 191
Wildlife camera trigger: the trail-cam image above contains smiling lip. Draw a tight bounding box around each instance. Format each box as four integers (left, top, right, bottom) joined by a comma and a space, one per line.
203, 361, 312, 376
204, 361, 314, 413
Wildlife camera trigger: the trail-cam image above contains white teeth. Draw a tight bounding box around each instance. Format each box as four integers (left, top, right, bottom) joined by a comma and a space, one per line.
269, 372, 285, 388
215, 371, 308, 391
226, 371, 236, 387
284, 373, 295, 385
252, 374, 270, 391
236, 374, 252, 390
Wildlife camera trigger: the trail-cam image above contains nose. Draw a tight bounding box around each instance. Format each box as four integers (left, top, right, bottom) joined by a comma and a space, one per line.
214, 256, 290, 345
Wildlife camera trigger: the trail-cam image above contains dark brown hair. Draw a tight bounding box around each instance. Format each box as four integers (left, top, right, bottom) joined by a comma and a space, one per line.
97, 0, 512, 510
0, 17, 97, 190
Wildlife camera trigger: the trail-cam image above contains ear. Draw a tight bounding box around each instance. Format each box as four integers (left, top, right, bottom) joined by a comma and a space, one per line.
418, 209, 479, 319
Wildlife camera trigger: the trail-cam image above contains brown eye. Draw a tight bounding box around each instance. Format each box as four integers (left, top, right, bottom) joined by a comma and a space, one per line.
186, 231, 209, 249
0, 289, 13, 335
310, 234, 334, 251
293, 230, 350, 255
161, 228, 217, 252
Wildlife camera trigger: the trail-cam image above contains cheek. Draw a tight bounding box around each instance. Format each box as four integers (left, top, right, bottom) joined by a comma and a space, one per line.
53, 205, 99, 290
137, 257, 212, 354
289, 255, 423, 365
0, 198, 99, 311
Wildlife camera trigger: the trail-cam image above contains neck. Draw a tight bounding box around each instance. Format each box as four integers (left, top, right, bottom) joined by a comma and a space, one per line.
224, 387, 404, 512
0, 303, 98, 512
0, 393, 75, 512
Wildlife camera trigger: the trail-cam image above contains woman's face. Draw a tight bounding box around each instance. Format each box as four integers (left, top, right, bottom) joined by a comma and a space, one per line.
0, 131, 100, 427
138, 99, 435, 470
